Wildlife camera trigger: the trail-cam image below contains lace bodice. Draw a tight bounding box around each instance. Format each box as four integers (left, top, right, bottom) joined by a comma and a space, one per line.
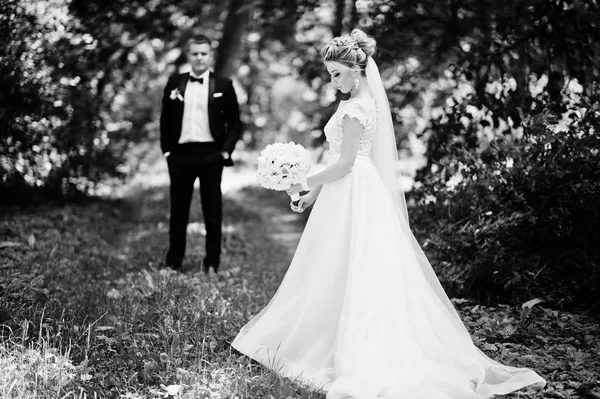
323, 98, 376, 157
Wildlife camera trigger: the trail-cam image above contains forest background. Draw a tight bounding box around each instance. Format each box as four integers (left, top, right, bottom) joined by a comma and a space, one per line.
1, 0, 600, 397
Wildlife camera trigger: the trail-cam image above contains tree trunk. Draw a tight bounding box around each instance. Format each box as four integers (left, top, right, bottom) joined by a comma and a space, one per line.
214, 0, 250, 78
334, 0, 345, 36
333, 0, 357, 36
343, 0, 357, 34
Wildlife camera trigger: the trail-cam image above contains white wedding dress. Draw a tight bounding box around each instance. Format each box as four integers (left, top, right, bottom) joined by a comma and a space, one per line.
232, 97, 545, 398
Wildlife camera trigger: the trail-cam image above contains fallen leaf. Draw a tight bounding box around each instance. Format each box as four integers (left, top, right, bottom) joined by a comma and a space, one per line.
0, 241, 22, 249
522, 298, 544, 309
165, 385, 182, 396
27, 234, 36, 248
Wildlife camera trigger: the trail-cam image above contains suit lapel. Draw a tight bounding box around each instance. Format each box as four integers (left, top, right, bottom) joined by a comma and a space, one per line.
208, 72, 215, 132
174, 73, 188, 125
179, 73, 189, 97
208, 72, 215, 110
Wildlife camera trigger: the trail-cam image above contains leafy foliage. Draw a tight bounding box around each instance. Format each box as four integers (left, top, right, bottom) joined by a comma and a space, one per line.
363, 0, 600, 105
0, 0, 127, 201
410, 85, 600, 309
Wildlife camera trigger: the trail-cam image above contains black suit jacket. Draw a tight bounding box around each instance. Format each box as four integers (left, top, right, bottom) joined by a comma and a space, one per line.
160, 71, 242, 166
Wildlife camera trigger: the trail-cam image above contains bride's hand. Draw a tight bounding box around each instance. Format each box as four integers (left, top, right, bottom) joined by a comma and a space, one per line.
286, 183, 303, 197
290, 192, 316, 213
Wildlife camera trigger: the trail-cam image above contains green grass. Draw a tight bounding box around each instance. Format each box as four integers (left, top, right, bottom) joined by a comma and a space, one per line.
1, 182, 599, 398
0, 184, 323, 398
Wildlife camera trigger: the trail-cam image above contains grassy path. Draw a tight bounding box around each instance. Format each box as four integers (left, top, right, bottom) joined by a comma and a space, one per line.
1, 165, 599, 398
0, 167, 318, 398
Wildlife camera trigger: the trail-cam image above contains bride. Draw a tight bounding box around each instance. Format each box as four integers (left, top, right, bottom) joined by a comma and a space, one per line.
232, 28, 546, 398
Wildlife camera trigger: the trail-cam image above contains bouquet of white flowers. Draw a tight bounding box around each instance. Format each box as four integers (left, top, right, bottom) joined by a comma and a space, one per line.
256, 142, 312, 201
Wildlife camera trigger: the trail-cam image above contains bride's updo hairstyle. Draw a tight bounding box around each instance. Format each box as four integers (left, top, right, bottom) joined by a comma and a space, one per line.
320, 28, 376, 74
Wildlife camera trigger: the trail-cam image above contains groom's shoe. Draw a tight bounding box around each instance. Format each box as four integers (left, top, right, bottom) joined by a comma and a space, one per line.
202, 260, 219, 275
165, 251, 184, 272
166, 262, 182, 272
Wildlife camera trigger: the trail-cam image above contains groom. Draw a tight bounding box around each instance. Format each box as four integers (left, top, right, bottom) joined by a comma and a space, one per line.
160, 34, 242, 274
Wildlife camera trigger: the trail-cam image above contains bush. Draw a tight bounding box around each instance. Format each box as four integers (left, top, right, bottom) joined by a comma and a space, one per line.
411, 85, 600, 310
0, 0, 127, 203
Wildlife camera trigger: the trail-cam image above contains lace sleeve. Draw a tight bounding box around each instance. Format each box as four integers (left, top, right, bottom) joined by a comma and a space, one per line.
339, 104, 369, 129
324, 101, 374, 155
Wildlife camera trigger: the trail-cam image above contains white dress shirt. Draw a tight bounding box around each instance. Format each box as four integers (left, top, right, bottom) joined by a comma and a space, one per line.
179, 70, 213, 143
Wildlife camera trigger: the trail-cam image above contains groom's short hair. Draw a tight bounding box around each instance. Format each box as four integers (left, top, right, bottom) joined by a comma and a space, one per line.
185, 34, 213, 52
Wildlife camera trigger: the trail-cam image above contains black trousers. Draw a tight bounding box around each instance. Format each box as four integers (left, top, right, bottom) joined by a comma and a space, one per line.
166, 142, 224, 269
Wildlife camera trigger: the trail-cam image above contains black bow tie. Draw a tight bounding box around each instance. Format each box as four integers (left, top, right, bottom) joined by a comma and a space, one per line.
189, 76, 204, 84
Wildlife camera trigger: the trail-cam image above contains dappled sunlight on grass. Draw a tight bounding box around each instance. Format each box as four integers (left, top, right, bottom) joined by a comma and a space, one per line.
1, 169, 598, 398
0, 176, 305, 397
